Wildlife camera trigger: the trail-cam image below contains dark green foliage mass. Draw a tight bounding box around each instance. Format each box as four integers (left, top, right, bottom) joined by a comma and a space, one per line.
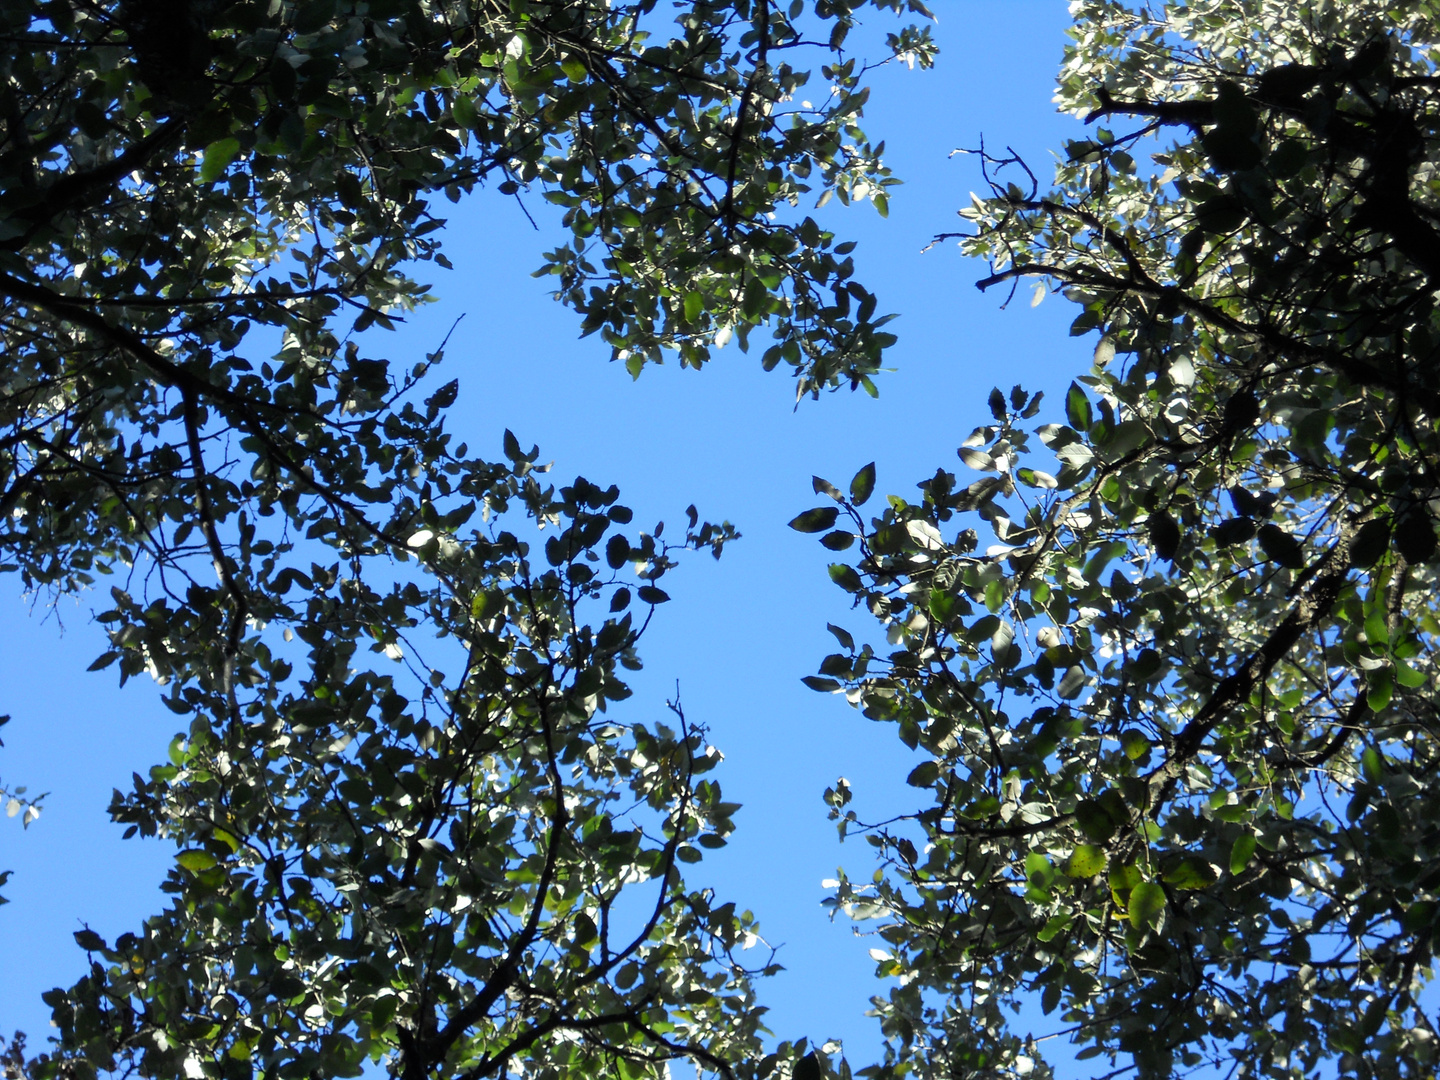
800, 2, 1440, 1078
806, 2, 1440, 1080
0, 1, 931, 1079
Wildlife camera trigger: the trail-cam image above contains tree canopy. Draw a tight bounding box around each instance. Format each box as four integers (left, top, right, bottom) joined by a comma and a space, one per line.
799, 1, 1440, 1077
0, 1, 928, 1079
12, 1, 1440, 1080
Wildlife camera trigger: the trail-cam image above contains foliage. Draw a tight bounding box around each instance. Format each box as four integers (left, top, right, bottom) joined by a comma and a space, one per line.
43, 456, 767, 1080
0, 715, 44, 906
800, 2, 1440, 1078
0, 1, 932, 1079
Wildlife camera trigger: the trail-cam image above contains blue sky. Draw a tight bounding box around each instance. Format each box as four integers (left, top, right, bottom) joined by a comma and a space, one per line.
0, 1, 1095, 1065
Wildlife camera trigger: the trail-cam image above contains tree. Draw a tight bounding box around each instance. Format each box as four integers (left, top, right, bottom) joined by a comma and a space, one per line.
799, 2, 1440, 1077
0, 1, 933, 1079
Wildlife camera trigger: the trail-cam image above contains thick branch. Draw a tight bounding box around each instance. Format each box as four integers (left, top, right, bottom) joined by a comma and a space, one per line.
3, 117, 185, 248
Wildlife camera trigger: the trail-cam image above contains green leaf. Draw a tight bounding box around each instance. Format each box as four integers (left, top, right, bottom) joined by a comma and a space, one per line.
789, 507, 840, 533
1108, 862, 1143, 895
1024, 851, 1055, 894
292, 0, 337, 33
1229, 832, 1257, 875
1367, 666, 1394, 712
1041, 979, 1062, 1014
176, 850, 218, 873
1064, 844, 1107, 878
452, 94, 478, 129
1074, 799, 1117, 843
200, 138, 242, 184
1395, 660, 1428, 689
1120, 730, 1149, 760
1162, 856, 1218, 890
1127, 881, 1166, 930
1064, 382, 1092, 431
1036, 913, 1071, 943
1362, 745, 1384, 783
850, 462, 876, 505
906, 761, 940, 787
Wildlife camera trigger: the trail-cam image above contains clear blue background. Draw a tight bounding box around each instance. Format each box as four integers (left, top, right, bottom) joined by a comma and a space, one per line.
0, 1, 1092, 1066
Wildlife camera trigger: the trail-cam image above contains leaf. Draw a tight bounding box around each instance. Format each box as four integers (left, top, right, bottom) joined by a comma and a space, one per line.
1074, 799, 1117, 843
1108, 862, 1143, 895
1362, 746, 1384, 783
1149, 510, 1181, 562
1036, 913, 1071, 944
789, 507, 840, 533
1057, 665, 1087, 699
502, 429, 524, 462
176, 850, 218, 873
801, 676, 841, 693
1395, 513, 1437, 565
1120, 730, 1149, 760
635, 586, 669, 605
426, 379, 459, 412
605, 534, 630, 569
958, 448, 994, 471
1127, 881, 1166, 930
1128, 648, 1162, 681
1257, 524, 1305, 569
1162, 856, 1219, 890
906, 761, 940, 787
850, 462, 876, 505
1395, 660, 1428, 689
1039, 980, 1063, 1016
793, 1053, 823, 1080
1350, 518, 1393, 569
988, 387, 1007, 420
1064, 844, 1107, 878
200, 137, 242, 184
983, 622, 1011, 666
73, 929, 106, 952
1229, 832, 1257, 875
571, 912, 598, 946
1065, 381, 1093, 431
1210, 517, 1257, 547
1024, 851, 1055, 893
